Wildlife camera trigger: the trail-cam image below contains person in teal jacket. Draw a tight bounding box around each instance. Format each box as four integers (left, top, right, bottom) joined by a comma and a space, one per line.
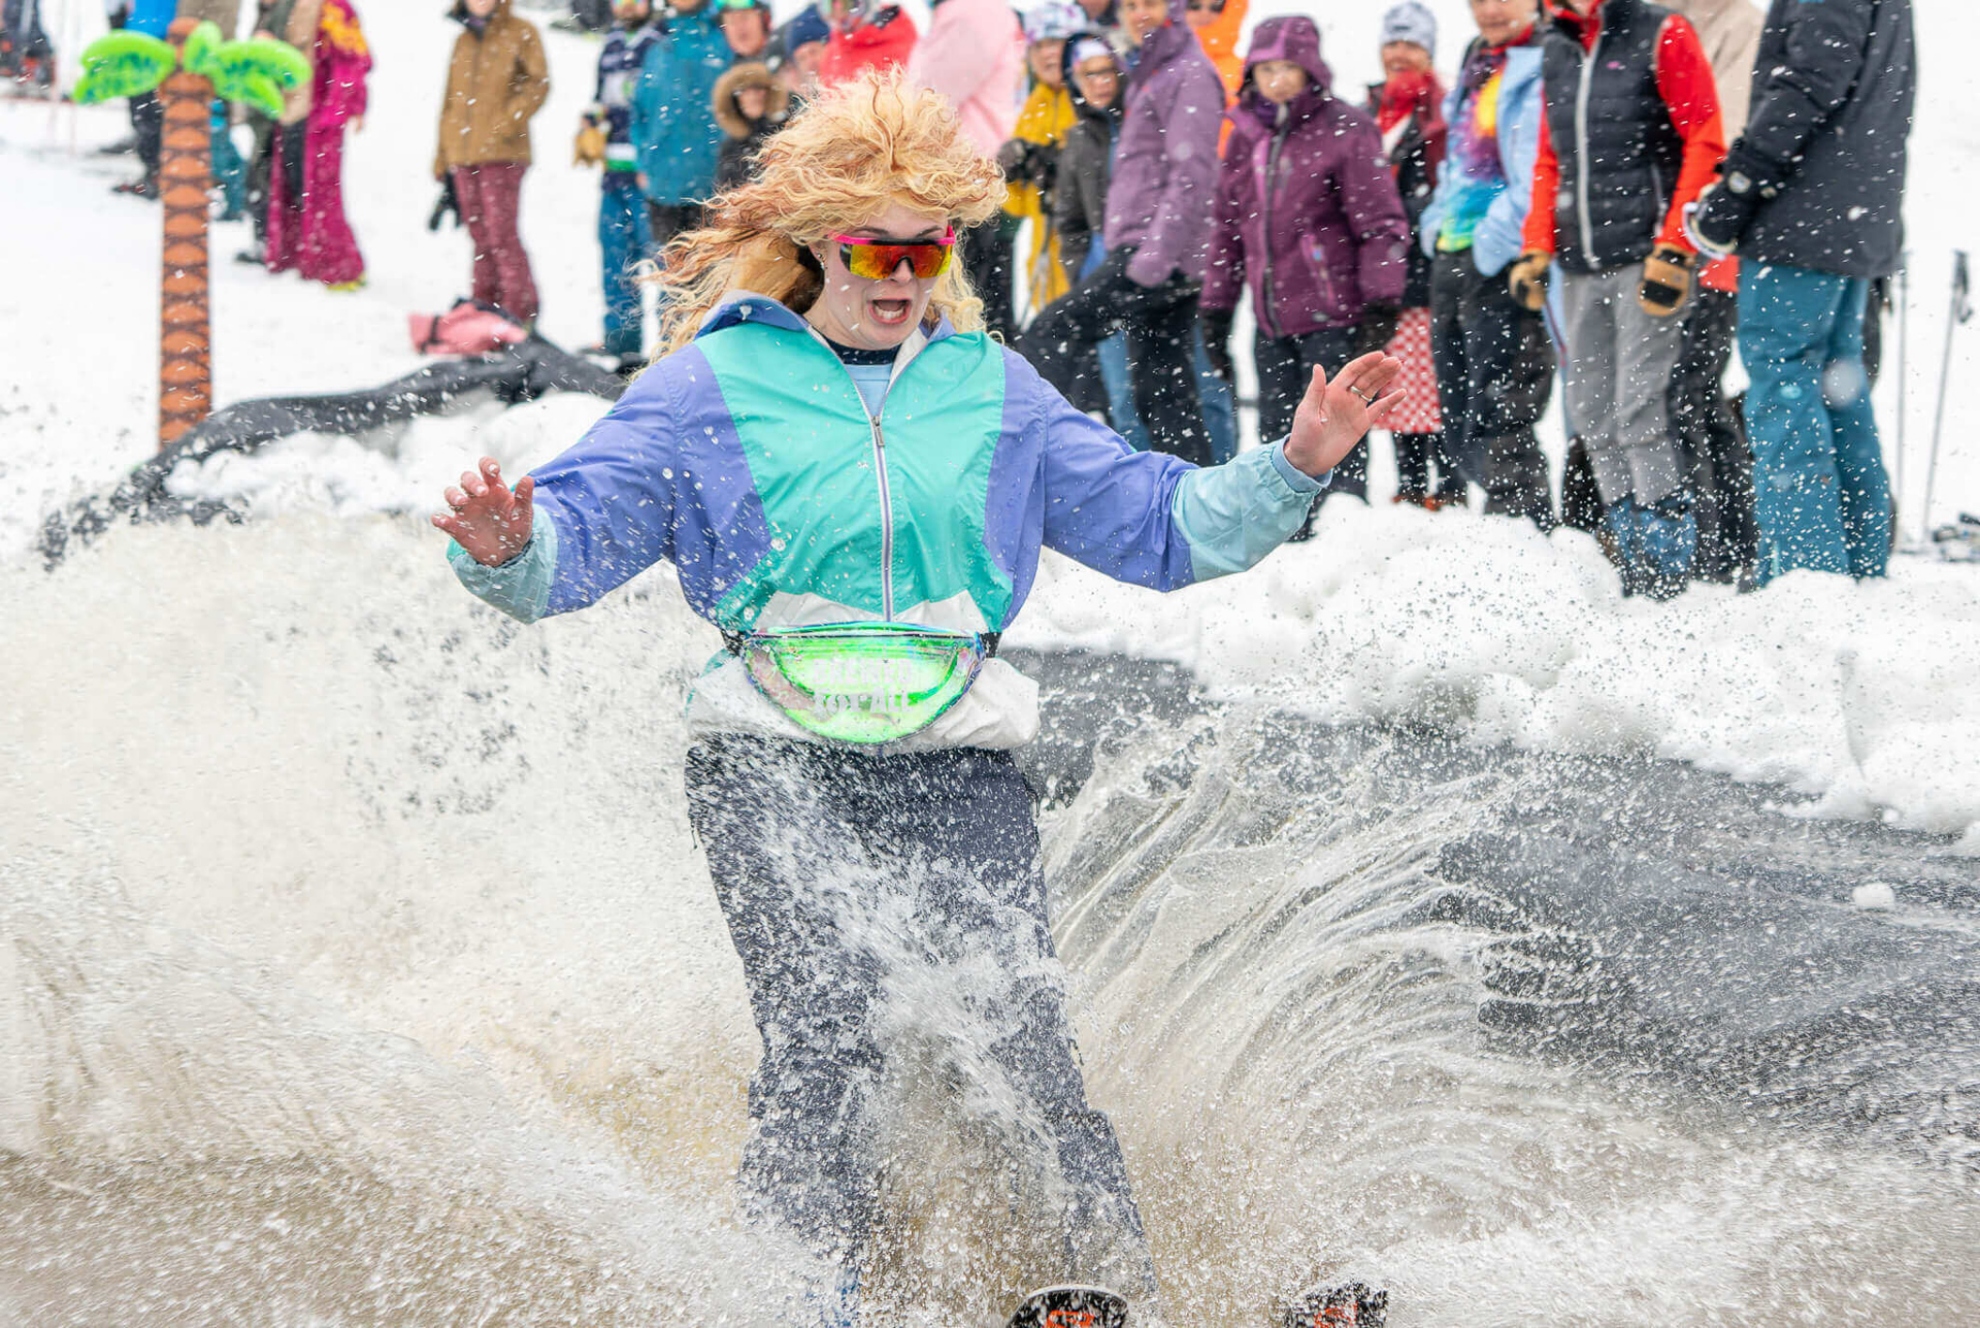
630, 0, 731, 251
434, 71, 1403, 1326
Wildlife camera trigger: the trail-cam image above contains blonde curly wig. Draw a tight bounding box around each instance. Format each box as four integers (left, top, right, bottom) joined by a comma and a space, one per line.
648, 68, 1005, 357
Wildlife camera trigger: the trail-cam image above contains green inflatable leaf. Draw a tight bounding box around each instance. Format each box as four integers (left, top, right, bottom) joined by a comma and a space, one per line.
203, 37, 311, 110
233, 70, 285, 120
73, 31, 175, 105
179, 20, 225, 80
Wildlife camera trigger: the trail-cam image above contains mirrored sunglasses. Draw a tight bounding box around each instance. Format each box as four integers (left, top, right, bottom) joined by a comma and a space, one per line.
828, 227, 957, 281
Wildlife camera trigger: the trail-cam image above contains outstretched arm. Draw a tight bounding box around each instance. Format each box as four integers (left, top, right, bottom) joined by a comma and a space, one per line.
434, 456, 535, 566
1039, 351, 1407, 588
433, 366, 695, 623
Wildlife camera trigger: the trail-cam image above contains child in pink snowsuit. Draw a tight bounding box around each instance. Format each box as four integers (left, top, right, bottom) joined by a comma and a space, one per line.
267, 0, 371, 288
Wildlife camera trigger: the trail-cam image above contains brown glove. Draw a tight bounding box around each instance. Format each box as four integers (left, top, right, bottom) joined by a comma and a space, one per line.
573, 121, 608, 168
1639, 244, 1695, 317
1508, 250, 1550, 312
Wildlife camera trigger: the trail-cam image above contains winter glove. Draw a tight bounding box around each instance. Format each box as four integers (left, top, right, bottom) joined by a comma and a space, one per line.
1201, 307, 1235, 382
1684, 147, 1777, 260
1638, 244, 1695, 317
1353, 302, 1400, 357
573, 119, 608, 168
1508, 250, 1550, 312
996, 138, 1031, 178
427, 175, 461, 232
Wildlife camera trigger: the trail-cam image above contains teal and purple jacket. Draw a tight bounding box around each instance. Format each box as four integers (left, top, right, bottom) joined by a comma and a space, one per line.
451, 294, 1325, 748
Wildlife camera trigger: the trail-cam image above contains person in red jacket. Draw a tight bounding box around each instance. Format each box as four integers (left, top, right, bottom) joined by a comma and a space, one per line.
1509, 0, 1722, 599
816, 0, 916, 88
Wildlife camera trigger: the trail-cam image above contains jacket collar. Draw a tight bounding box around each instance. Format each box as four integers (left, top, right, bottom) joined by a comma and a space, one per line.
697, 293, 957, 372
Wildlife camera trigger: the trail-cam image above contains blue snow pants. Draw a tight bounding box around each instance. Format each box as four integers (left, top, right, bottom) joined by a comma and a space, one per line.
684, 736, 1157, 1306
1737, 262, 1891, 585
598, 171, 651, 358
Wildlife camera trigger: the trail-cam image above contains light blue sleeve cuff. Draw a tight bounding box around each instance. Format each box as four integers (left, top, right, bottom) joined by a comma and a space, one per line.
1171, 441, 1331, 582
447, 508, 559, 624
1267, 437, 1331, 495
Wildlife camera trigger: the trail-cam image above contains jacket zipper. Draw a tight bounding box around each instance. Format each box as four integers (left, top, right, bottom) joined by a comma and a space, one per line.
1573, 28, 1601, 269
815, 342, 900, 622
1260, 115, 1287, 339
868, 412, 895, 621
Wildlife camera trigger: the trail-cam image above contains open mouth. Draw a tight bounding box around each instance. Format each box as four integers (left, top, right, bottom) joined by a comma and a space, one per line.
868, 297, 913, 328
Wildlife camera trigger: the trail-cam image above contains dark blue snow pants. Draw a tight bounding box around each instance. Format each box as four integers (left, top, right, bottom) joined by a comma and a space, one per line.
684, 736, 1155, 1297
1738, 263, 1891, 586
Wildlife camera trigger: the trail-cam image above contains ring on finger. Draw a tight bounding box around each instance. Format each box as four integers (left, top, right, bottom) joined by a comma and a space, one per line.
1348, 385, 1377, 404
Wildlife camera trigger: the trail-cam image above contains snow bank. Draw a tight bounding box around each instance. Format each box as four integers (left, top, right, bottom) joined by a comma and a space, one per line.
1009, 500, 1980, 848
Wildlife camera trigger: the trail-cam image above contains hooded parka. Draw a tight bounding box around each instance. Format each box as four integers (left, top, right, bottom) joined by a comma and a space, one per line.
1201, 17, 1409, 338
712, 60, 789, 191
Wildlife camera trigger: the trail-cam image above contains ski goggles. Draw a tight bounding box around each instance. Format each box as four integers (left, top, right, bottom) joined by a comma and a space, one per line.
828, 227, 957, 281
739, 622, 987, 745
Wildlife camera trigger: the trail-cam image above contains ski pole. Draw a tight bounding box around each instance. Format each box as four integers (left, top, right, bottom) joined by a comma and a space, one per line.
1924, 250, 1972, 540
1894, 255, 1907, 524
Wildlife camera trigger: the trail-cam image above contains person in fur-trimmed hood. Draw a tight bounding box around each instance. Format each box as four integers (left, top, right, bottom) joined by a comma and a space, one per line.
712, 60, 789, 190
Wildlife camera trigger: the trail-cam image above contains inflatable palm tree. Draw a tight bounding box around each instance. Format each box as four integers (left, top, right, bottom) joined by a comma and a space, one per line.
74, 19, 308, 447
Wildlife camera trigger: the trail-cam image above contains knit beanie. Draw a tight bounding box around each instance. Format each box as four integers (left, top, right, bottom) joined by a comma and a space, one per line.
1378, 0, 1436, 59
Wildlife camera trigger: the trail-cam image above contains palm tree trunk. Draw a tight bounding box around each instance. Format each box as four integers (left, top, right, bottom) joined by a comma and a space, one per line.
158, 18, 214, 449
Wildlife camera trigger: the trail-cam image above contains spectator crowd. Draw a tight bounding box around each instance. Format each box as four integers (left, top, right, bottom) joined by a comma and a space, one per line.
34, 0, 1914, 598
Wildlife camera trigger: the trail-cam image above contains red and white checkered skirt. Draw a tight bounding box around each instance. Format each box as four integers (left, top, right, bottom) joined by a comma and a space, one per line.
1380, 306, 1443, 433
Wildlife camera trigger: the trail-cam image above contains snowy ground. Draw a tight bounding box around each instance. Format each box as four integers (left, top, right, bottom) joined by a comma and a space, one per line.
3, 0, 1979, 853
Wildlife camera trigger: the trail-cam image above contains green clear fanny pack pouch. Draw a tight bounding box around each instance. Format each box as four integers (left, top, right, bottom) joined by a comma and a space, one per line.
739, 622, 989, 745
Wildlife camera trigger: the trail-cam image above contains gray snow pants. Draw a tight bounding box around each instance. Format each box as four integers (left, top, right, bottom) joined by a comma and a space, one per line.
684, 735, 1156, 1299
1557, 263, 1688, 505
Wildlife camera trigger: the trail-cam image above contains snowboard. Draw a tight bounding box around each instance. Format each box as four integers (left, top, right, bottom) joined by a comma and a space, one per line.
1280, 1282, 1388, 1328
1004, 1285, 1130, 1328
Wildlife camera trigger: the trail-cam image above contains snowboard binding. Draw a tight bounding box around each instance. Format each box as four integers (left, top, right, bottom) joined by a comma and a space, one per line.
1005, 1285, 1131, 1328
1281, 1282, 1388, 1328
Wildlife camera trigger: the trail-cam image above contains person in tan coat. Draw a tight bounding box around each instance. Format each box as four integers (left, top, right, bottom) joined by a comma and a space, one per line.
1665, 0, 1760, 135
1664, 0, 1763, 581
434, 0, 551, 322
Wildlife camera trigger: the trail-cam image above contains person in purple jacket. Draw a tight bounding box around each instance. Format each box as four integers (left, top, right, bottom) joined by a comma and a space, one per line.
1201, 16, 1411, 514
1015, 0, 1225, 467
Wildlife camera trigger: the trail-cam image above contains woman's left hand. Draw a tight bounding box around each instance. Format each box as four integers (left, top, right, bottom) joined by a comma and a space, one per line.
1282, 351, 1407, 478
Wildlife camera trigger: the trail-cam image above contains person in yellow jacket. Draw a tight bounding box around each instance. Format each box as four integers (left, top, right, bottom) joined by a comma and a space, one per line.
997, 3, 1084, 321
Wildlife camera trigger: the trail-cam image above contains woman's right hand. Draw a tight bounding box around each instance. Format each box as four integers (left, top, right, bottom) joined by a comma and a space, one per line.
432, 456, 535, 567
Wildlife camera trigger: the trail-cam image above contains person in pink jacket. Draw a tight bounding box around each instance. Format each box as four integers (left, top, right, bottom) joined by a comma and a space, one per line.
908, 0, 1025, 335
265, 0, 371, 288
